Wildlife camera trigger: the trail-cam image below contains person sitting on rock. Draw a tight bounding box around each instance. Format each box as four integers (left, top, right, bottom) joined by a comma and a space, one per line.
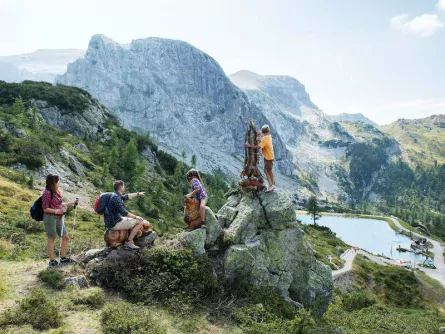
185, 169, 208, 228
42, 174, 78, 267
104, 180, 150, 250
245, 124, 275, 192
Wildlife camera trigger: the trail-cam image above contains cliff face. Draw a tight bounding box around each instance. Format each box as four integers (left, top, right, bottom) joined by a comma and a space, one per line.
57, 35, 293, 178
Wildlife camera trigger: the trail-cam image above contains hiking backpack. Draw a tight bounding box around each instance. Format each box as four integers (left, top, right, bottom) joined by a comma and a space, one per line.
94, 192, 115, 215
30, 197, 44, 221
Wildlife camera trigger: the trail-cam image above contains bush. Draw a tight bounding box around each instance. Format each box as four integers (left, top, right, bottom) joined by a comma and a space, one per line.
232, 304, 314, 334
38, 268, 64, 290
95, 247, 217, 311
101, 302, 165, 334
13, 215, 44, 233
157, 150, 177, 175
353, 255, 422, 307
342, 291, 375, 311
70, 287, 105, 309
0, 289, 62, 330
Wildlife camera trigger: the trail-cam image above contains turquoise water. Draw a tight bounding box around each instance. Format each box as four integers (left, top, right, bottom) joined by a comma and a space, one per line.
297, 214, 427, 263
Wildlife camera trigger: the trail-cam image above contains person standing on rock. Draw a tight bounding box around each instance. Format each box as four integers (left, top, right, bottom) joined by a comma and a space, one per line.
104, 180, 151, 250
42, 174, 78, 267
245, 124, 275, 192
185, 169, 208, 228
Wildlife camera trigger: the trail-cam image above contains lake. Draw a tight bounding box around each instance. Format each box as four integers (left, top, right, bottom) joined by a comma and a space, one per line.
297, 214, 427, 263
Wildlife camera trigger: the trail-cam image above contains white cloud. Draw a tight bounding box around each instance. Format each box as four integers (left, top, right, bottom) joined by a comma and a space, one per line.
437, 0, 445, 11
391, 13, 444, 37
339, 99, 445, 125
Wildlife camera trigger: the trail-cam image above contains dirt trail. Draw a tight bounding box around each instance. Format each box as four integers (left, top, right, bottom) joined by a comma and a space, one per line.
0, 260, 47, 311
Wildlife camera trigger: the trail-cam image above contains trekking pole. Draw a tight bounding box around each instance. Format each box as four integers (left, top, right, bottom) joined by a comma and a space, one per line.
68, 199, 79, 258
58, 217, 66, 262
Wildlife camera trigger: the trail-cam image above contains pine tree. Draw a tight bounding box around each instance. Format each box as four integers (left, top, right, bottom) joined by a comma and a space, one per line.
307, 195, 321, 225
11, 97, 25, 115
191, 154, 197, 167
31, 105, 39, 130
83, 130, 89, 142
174, 161, 184, 182
109, 146, 119, 175
122, 137, 138, 180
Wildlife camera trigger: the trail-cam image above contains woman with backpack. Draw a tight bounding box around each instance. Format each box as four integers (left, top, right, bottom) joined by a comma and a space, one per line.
42, 174, 78, 267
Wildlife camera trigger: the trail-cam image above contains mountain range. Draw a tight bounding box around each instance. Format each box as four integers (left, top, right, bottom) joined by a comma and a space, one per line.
0, 49, 85, 83
1, 35, 444, 205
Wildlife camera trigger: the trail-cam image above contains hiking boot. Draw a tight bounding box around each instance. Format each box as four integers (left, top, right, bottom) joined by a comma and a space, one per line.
125, 241, 140, 250
60, 257, 73, 264
200, 221, 206, 229
48, 260, 59, 268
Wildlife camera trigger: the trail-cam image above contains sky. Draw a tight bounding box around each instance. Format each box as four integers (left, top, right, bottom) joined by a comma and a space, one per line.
0, 0, 444, 125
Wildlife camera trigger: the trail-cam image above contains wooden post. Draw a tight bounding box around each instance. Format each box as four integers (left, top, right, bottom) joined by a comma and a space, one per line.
238, 119, 264, 193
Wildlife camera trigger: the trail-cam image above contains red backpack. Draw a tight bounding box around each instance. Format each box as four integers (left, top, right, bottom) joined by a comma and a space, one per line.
94, 193, 115, 215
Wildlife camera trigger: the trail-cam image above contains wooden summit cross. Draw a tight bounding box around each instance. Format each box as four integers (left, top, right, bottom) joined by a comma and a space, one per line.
238, 119, 265, 192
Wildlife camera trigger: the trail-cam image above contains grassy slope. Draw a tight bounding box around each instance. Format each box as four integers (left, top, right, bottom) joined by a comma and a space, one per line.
339, 121, 388, 142
0, 260, 239, 333
379, 115, 445, 166
319, 254, 445, 333
301, 224, 349, 269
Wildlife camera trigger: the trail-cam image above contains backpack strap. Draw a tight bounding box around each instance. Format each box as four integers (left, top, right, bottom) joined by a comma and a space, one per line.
104, 193, 117, 214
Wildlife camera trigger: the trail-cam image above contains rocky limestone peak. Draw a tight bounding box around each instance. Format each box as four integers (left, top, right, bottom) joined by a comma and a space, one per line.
230, 70, 318, 115
57, 35, 294, 180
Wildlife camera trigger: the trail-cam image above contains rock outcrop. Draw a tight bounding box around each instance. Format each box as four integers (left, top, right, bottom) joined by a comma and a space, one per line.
32, 98, 110, 140
183, 191, 333, 315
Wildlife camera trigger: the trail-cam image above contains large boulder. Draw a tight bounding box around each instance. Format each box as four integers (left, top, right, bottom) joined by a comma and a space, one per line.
218, 191, 333, 316
204, 207, 222, 247
183, 228, 206, 257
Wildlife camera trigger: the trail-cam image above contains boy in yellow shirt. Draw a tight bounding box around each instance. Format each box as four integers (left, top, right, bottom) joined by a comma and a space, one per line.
245, 124, 275, 192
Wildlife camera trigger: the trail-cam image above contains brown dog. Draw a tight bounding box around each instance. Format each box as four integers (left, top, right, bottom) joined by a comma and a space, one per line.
184, 196, 202, 230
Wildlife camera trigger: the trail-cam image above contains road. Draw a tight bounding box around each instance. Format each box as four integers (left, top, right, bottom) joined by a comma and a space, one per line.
332, 248, 389, 278
332, 217, 445, 287
389, 217, 445, 286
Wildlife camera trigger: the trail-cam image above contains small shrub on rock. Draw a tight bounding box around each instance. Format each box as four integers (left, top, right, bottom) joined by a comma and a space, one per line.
70, 287, 105, 309
0, 289, 62, 330
38, 268, 64, 290
101, 302, 165, 334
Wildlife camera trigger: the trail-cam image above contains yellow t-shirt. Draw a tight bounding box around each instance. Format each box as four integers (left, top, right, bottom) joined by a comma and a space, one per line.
259, 134, 274, 160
